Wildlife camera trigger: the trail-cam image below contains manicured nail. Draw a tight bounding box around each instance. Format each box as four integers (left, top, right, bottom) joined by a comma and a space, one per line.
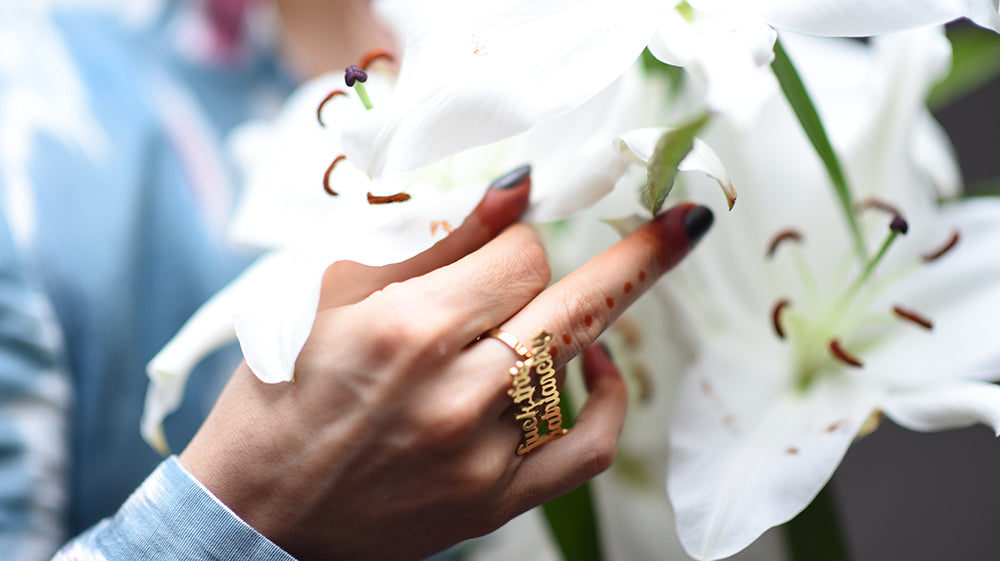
683, 205, 714, 246
489, 164, 531, 191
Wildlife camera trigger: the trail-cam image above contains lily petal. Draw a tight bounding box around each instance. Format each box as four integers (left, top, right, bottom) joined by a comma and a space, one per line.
648, 8, 776, 126
669, 335, 879, 560
679, 139, 737, 210
342, 0, 669, 177
141, 283, 239, 454
881, 381, 1000, 434
694, 0, 1000, 36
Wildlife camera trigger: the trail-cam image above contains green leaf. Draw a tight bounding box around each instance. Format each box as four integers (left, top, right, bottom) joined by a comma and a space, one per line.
642, 114, 709, 216
771, 38, 866, 260
540, 389, 604, 561
930, 23, 1000, 110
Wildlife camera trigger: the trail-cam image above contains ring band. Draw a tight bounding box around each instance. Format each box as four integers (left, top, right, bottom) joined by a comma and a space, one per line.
484, 327, 532, 359
483, 327, 568, 455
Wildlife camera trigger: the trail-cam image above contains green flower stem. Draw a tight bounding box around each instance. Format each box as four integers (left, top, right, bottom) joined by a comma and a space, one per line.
784, 484, 849, 561
772, 38, 866, 261
541, 389, 604, 561
353, 82, 373, 110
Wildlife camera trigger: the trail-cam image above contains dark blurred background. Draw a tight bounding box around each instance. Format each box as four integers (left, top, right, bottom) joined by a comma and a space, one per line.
831, 22, 1000, 561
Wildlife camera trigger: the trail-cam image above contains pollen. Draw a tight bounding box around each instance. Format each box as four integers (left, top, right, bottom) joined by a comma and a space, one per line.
771, 299, 791, 339
316, 90, 347, 127
366, 192, 412, 205
922, 230, 960, 262
893, 305, 933, 330
767, 229, 804, 258
829, 339, 863, 368
323, 155, 347, 196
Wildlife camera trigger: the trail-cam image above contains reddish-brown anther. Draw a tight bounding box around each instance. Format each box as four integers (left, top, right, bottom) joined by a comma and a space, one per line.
829, 339, 863, 368
317, 90, 347, 127
766, 229, 804, 258
922, 231, 960, 262
323, 156, 346, 196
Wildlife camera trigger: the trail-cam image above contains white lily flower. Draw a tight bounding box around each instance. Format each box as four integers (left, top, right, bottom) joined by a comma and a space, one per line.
347, 0, 999, 176
647, 27, 1000, 560
140, 58, 733, 452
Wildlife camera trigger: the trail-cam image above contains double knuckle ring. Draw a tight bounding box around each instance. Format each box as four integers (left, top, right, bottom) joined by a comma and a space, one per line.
482, 328, 568, 455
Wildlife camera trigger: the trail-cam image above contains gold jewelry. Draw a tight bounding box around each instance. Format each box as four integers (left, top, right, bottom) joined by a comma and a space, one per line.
483, 328, 532, 359
498, 329, 568, 455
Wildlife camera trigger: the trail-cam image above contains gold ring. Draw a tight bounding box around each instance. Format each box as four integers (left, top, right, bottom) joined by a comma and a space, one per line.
483, 327, 532, 359
495, 328, 568, 455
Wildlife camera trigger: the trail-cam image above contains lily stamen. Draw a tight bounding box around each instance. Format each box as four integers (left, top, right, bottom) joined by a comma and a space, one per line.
857, 197, 903, 218
892, 305, 933, 330
829, 339, 863, 368
766, 229, 804, 258
922, 230, 960, 262
772, 299, 791, 339
316, 90, 347, 127
358, 49, 395, 71
324, 155, 347, 196
367, 192, 412, 204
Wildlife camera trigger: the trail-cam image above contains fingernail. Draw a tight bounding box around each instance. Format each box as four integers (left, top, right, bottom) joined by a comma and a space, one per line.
683, 205, 714, 246
489, 164, 531, 191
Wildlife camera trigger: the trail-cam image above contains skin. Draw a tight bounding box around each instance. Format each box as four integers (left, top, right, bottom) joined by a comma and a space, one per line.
181, 173, 705, 560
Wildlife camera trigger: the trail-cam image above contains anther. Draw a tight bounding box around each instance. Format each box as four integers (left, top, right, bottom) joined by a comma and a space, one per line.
857, 198, 903, 217
829, 339, 863, 368
358, 49, 395, 71
323, 155, 346, 196
367, 192, 412, 204
922, 230, 960, 262
316, 90, 347, 127
344, 65, 368, 87
771, 299, 791, 339
767, 229, 804, 258
893, 305, 933, 330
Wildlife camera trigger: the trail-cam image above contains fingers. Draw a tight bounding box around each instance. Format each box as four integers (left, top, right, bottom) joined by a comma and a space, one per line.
360, 223, 551, 357
501, 203, 713, 365
500, 344, 627, 513
318, 165, 532, 309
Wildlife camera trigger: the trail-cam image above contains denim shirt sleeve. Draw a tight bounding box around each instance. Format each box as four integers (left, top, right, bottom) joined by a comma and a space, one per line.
53, 457, 297, 561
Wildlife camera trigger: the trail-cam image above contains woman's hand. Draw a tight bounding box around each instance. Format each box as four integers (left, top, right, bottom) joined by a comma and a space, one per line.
179, 166, 713, 561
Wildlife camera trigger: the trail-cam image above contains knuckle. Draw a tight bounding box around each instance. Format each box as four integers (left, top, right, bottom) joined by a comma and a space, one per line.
494, 232, 550, 295
360, 285, 440, 360
414, 398, 480, 449
579, 437, 619, 479
517, 237, 552, 289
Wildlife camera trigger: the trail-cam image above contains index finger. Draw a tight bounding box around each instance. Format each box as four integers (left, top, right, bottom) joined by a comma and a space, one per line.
499, 203, 713, 363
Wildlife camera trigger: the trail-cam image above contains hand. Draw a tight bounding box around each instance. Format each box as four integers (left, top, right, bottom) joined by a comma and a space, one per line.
179, 166, 713, 560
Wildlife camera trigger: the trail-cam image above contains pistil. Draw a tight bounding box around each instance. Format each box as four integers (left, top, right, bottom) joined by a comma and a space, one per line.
345, 65, 373, 110
843, 214, 908, 301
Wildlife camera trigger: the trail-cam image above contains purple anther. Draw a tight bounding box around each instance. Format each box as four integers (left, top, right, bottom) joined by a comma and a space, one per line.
345, 65, 368, 87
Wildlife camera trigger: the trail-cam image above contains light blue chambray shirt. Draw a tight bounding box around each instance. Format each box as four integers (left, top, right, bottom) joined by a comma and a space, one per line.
0, 1, 302, 558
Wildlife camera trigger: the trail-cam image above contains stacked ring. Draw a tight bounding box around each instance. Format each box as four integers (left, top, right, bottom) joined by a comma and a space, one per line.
483, 328, 567, 455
